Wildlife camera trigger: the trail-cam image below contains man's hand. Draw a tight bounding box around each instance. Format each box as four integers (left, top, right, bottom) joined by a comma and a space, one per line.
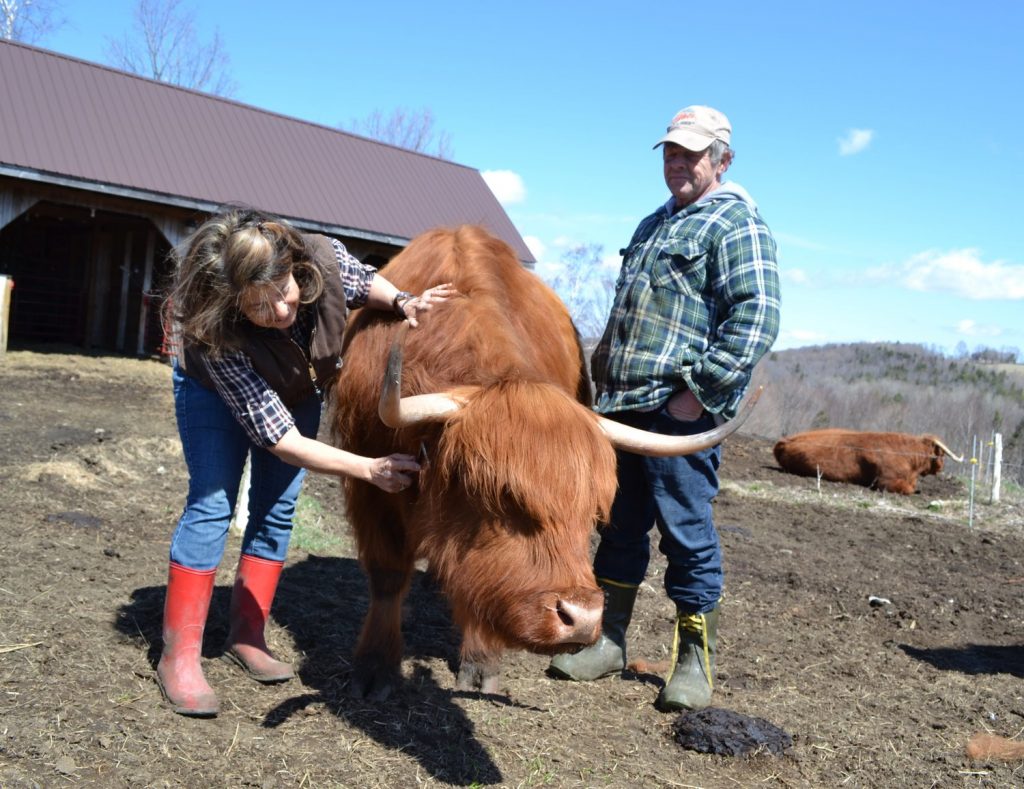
666, 389, 704, 422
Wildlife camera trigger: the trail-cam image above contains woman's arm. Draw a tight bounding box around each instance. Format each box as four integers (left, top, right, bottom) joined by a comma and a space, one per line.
329, 236, 457, 325
269, 426, 420, 493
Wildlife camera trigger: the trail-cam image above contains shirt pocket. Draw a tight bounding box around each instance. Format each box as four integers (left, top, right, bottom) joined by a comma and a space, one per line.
650, 239, 708, 297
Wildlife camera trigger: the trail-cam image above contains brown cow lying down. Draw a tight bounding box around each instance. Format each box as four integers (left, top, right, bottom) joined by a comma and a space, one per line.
332, 225, 758, 700
773, 429, 962, 495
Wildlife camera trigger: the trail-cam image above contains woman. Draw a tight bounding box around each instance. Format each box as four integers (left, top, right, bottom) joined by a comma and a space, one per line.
159, 206, 454, 717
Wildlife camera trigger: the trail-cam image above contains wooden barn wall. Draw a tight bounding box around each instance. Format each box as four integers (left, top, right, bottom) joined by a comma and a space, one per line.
0, 180, 187, 356
0, 178, 406, 358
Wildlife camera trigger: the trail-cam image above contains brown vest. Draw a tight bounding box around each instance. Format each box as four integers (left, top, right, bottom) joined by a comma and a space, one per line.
180, 234, 349, 408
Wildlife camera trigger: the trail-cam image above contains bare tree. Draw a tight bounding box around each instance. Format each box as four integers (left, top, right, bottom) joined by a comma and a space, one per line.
0, 0, 64, 43
105, 0, 236, 96
540, 243, 616, 342
346, 107, 454, 160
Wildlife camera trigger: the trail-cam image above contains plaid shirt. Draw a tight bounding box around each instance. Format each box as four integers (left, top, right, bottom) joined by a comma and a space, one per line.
591, 186, 780, 420
204, 238, 376, 447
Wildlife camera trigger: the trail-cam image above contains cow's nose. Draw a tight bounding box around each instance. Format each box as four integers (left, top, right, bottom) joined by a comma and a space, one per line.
553, 596, 602, 644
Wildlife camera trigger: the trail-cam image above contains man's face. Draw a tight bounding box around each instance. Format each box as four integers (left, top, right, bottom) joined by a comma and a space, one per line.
662, 143, 727, 210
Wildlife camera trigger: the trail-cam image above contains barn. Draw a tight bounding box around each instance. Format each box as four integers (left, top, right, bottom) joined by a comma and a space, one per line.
0, 39, 533, 356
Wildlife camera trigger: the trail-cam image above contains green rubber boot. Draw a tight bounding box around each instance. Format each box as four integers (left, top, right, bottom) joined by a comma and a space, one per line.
548, 579, 638, 681
656, 606, 718, 712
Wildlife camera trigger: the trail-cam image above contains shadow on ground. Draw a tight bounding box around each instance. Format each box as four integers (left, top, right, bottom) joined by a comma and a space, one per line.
117, 554, 504, 786
899, 643, 1024, 677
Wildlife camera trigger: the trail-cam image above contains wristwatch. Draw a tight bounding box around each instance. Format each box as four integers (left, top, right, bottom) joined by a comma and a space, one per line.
392, 291, 415, 317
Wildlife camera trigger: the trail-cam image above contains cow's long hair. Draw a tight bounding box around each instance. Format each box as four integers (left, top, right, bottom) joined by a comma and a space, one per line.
773, 429, 949, 494
332, 225, 616, 645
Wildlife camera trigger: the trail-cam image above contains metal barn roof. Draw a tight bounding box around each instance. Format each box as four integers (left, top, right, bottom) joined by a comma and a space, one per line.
0, 39, 534, 261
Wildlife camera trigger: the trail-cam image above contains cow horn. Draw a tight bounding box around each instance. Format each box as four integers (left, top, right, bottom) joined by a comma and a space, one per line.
597, 386, 764, 456
378, 322, 466, 428
933, 438, 964, 463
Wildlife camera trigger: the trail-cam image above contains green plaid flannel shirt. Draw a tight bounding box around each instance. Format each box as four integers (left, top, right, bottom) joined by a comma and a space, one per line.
592, 190, 781, 420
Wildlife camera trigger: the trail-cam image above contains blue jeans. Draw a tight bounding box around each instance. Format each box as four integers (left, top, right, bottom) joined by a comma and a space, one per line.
592, 406, 722, 614
169, 362, 321, 571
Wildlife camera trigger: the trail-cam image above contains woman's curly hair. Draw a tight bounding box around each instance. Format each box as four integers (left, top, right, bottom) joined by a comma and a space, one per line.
164, 206, 325, 356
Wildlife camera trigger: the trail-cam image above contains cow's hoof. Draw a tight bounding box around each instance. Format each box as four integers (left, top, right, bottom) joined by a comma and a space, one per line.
349, 664, 399, 701
456, 661, 500, 694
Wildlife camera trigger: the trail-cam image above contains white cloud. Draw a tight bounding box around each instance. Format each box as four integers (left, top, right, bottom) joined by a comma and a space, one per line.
868, 248, 1024, 300
775, 328, 830, 349
838, 128, 874, 156
532, 259, 562, 282
481, 170, 526, 205
955, 319, 1003, 338
781, 268, 810, 285
600, 252, 622, 272
523, 235, 546, 260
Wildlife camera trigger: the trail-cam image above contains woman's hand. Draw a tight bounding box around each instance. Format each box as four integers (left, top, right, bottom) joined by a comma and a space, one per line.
400, 283, 458, 327
365, 453, 421, 493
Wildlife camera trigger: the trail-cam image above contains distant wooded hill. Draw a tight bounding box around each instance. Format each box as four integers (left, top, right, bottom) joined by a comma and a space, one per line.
745, 343, 1024, 485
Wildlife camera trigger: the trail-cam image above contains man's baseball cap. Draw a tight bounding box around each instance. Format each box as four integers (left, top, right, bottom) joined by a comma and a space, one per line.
654, 105, 732, 151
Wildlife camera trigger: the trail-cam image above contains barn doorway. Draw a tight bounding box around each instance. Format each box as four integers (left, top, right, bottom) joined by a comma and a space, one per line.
0, 202, 173, 356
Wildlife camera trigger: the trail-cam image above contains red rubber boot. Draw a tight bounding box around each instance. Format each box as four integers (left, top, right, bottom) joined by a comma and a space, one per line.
156, 563, 219, 717
222, 555, 294, 682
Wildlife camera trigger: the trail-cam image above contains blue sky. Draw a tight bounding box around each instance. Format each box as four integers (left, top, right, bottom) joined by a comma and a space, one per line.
39, 0, 1024, 356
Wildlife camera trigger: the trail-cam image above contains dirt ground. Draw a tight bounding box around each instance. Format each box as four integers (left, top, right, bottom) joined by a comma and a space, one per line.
1, 349, 1022, 788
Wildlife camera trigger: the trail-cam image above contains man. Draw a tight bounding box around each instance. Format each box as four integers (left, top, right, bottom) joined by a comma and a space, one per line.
549, 105, 780, 711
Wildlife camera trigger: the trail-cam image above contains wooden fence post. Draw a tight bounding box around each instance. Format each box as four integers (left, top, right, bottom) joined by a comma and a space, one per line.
0, 275, 12, 356
990, 433, 1002, 504
968, 435, 978, 529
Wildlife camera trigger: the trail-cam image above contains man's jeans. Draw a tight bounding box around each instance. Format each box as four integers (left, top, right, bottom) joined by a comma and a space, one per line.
169, 363, 321, 571
592, 406, 722, 614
